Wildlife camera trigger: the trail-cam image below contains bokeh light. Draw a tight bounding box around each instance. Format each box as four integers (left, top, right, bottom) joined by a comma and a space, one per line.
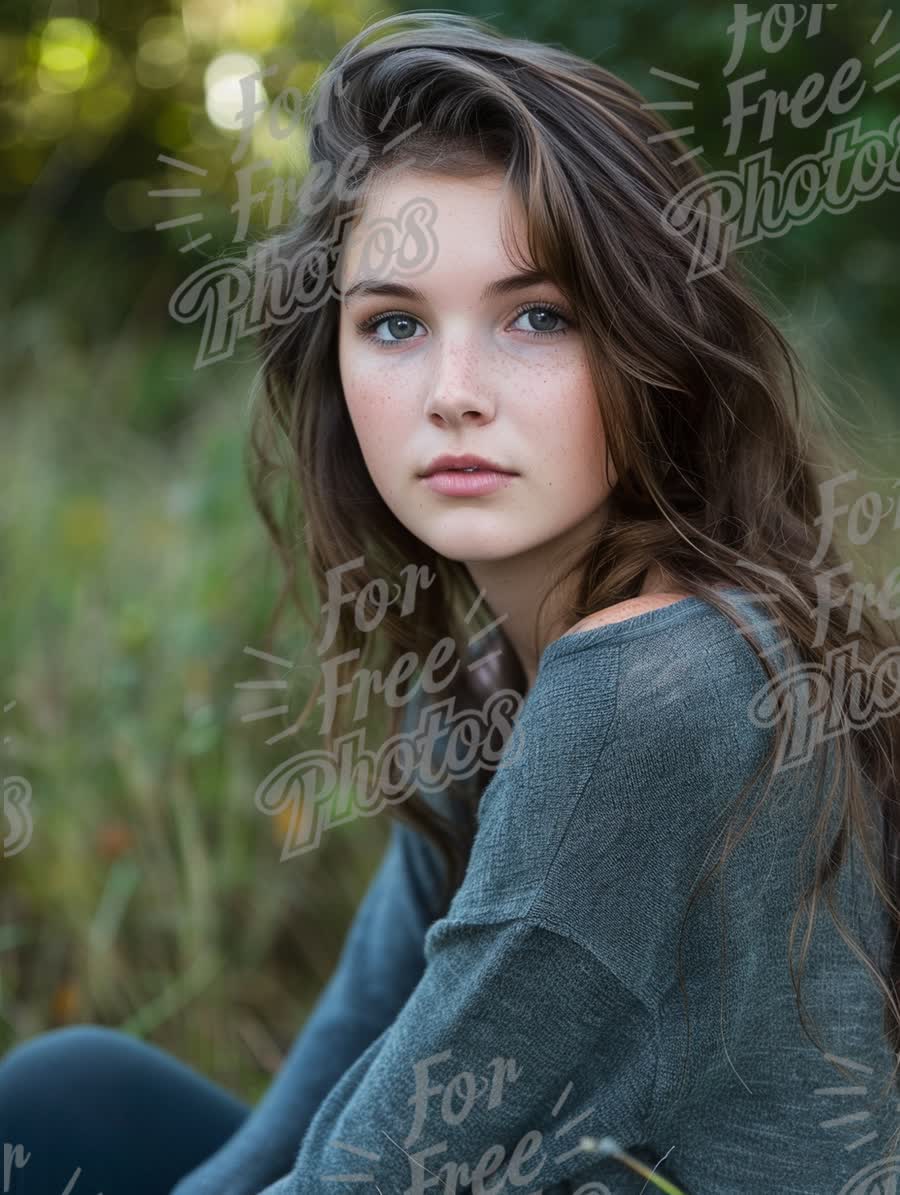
36, 18, 109, 94
136, 16, 188, 90
204, 51, 264, 132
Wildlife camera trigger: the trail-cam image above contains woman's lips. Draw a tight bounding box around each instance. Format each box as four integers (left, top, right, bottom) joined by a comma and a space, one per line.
421, 469, 519, 496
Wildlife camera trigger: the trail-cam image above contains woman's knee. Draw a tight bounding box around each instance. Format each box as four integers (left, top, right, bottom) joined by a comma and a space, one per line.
0, 1023, 250, 1194
0, 1025, 128, 1166
0, 1025, 158, 1192
1, 1024, 120, 1085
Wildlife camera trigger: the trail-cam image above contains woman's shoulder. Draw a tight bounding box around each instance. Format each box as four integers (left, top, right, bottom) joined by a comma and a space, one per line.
538, 582, 792, 727
513, 586, 781, 772
559, 587, 696, 638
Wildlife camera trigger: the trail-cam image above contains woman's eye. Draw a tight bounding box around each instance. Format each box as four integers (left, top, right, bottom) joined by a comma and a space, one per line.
510, 306, 570, 336
363, 314, 423, 345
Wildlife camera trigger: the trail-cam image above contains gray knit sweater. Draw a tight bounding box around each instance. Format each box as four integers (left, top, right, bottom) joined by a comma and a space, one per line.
172, 586, 899, 1195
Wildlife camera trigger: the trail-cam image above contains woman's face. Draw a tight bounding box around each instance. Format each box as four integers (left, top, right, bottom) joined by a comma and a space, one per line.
336, 168, 616, 569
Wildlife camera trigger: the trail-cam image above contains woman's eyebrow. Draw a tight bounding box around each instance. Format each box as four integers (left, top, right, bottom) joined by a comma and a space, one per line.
342, 269, 554, 305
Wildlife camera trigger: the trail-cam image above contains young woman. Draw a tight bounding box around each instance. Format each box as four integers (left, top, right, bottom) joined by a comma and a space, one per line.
2, 11, 898, 1195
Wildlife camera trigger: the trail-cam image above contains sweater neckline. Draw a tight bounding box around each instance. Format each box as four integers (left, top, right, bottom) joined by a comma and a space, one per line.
537, 584, 751, 671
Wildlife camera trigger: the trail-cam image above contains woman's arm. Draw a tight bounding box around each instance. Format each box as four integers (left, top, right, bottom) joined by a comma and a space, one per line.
169, 710, 454, 1195
249, 916, 659, 1195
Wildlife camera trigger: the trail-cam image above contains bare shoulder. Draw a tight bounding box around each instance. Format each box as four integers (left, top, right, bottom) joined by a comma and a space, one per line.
560, 590, 693, 638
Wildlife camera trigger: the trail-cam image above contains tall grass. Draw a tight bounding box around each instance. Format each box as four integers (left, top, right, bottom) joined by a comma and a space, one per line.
0, 321, 389, 1102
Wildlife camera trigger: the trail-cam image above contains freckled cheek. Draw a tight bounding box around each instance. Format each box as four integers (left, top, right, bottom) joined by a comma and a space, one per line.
525, 366, 601, 435
339, 350, 388, 425
560, 366, 605, 440
348, 399, 391, 451
347, 385, 400, 427
340, 350, 411, 423
528, 370, 607, 479
344, 387, 411, 475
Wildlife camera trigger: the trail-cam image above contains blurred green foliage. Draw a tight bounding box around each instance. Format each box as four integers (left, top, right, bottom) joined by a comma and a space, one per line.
0, 0, 898, 1103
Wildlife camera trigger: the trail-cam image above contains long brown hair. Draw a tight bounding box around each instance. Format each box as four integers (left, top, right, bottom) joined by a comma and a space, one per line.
244, 9, 900, 1132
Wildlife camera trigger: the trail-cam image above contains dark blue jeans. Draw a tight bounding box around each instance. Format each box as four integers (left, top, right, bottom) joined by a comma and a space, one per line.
0, 1025, 250, 1195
